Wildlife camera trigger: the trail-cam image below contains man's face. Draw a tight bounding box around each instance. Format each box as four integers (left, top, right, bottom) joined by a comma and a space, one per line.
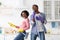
32, 6, 38, 12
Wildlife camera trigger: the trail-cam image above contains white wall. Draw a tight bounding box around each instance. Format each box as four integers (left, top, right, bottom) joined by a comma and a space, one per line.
0, 0, 44, 27
0, 0, 60, 40
0, 0, 44, 40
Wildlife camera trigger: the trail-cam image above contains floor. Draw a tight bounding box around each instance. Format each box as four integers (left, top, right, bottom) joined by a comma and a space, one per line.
0, 34, 60, 40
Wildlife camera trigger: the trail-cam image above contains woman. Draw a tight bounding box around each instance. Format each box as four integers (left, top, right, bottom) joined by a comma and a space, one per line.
14, 10, 30, 40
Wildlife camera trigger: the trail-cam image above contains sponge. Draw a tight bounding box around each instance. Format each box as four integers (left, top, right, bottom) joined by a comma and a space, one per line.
8, 22, 16, 28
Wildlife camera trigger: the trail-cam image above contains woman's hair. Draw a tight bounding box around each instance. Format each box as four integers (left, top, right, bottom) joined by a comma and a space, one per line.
21, 10, 29, 17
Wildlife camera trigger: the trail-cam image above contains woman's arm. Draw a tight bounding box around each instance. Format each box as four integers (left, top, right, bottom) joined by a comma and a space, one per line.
16, 26, 20, 28
16, 19, 30, 31
23, 19, 30, 30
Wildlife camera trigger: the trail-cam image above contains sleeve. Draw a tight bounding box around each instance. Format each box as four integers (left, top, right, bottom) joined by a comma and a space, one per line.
30, 14, 34, 20
44, 13, 47, 24
16, 22, 26, 29
23, 19, 30, 30
30, 14, 35, 25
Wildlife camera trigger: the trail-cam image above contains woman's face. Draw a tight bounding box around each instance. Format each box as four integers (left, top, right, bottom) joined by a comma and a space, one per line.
21, 13, 27, 18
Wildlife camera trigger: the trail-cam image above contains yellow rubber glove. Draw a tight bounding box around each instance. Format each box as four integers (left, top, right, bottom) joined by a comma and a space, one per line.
8, 22, 16, 28
18, 28, 24, 32
47, 29, 51, 34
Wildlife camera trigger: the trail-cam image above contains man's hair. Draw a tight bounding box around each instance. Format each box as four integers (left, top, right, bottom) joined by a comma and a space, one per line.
33, 4, 38, 8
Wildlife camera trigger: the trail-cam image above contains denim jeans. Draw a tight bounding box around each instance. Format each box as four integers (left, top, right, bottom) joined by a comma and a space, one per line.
14, 31, 26, 40
31, 32, 45, 40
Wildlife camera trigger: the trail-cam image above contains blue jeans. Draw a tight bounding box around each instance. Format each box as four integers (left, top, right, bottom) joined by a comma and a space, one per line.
31, 32, 45, 40
14, 31, 26, 40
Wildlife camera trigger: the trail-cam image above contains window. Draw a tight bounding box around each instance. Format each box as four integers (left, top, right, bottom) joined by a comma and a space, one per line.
58, 22, 60, 28
55, 1, 60, 19
44, 1, 52, 19
51, 22, 60, 28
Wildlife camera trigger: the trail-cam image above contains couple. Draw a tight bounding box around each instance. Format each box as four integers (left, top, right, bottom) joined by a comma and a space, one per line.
14, 4, 47, 40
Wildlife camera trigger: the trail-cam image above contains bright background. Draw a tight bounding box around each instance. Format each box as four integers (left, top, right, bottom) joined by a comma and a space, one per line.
0, 0, 60, 40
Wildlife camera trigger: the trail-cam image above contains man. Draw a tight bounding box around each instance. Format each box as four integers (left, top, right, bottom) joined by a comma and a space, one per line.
30, 4, 47, 40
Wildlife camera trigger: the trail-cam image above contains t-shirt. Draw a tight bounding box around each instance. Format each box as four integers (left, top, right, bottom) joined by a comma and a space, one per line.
16, 18, 30, 30
35, 13, 44, 32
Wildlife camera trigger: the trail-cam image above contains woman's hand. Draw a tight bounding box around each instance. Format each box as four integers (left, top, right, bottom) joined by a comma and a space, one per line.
18, 28, 24, 32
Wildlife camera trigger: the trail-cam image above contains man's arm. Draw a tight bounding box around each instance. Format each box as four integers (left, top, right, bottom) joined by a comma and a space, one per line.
30, 14, 35, 25
44, 13, 47, 24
